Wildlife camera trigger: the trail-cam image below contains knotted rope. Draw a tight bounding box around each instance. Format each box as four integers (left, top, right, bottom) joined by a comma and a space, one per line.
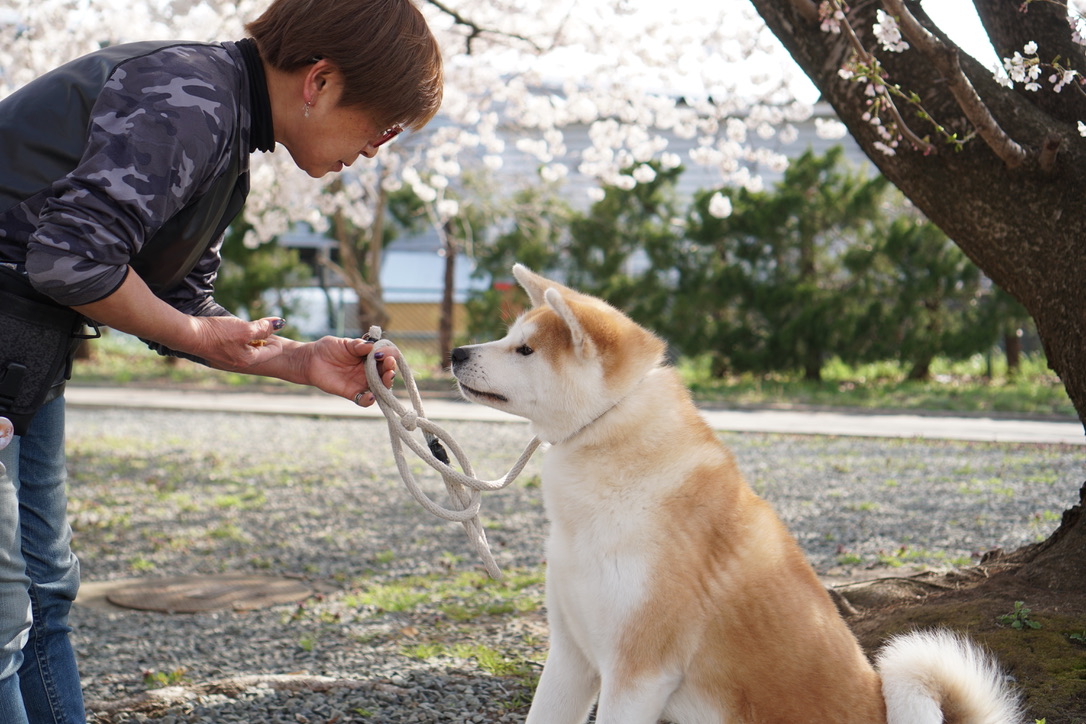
361, 327, 541, 579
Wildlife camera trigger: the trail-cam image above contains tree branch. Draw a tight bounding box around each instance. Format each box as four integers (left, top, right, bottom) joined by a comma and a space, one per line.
424, 0, 542, 55
833, 4, 935, 153
883, 0, 1031, 168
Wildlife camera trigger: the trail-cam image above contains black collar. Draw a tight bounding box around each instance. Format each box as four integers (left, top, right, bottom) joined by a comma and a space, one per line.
236, 38, 274, 153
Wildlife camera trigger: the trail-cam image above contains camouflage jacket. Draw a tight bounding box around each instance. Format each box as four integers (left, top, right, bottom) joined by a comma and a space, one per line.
0, 40, 264, 318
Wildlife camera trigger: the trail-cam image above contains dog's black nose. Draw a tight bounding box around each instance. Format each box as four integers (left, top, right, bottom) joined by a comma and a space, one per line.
450, 347, 469, 365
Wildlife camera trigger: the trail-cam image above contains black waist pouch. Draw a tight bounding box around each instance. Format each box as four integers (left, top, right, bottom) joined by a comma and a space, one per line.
0, 268, 88, 436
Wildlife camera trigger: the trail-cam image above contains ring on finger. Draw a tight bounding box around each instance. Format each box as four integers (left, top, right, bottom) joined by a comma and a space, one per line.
353, 391, 367, 406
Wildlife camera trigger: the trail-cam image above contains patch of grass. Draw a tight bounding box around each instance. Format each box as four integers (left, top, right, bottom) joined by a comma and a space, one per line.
143, 667, 187, 689
212, 488, 268, 510
403, 641, 538, 681
352, 582, 431, 613
836, 552, 864, 566
875, 546, 972, 569
208, 523, 249, 543
403, 642, 447, 660
346, 568, 545, 620
678, 352, 1073, 417
451, 643, 537, 677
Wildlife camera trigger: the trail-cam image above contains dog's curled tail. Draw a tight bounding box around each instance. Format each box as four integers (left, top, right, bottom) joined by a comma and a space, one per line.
876, 630, 1022, 724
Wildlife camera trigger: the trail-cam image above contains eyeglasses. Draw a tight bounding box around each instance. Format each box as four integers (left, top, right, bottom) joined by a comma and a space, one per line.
372, 126, 403, 148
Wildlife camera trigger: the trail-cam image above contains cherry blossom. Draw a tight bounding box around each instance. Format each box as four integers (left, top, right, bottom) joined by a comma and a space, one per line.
707, 192, 733, 219
872, 10, 909, 53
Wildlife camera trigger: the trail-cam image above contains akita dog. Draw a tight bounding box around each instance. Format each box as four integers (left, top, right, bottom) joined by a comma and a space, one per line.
450, 264, 1020, 724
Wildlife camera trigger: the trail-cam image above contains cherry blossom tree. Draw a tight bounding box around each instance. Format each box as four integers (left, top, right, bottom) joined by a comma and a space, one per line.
750, 4, 1086, 688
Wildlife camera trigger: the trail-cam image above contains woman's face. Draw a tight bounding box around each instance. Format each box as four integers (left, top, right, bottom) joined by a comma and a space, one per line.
282, 63, 402, 177
288, 104, 400, 177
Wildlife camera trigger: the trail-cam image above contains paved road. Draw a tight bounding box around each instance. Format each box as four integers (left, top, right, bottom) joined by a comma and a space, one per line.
63, 385, 1084, 445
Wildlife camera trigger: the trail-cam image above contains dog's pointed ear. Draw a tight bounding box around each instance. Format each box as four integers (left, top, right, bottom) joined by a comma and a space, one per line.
512, 264, 551, 308
544, 287, 593, 357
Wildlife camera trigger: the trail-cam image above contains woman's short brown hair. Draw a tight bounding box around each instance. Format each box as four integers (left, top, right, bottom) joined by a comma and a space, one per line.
247, 0, 443, 131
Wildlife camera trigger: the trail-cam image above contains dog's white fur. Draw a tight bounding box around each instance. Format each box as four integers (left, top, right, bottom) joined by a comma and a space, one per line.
451, 264, 1021, 724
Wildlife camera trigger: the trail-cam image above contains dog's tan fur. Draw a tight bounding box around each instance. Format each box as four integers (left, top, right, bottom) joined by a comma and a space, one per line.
450, 265, 1020, 724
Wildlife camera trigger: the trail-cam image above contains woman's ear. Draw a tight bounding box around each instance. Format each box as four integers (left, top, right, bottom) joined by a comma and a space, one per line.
303, 58, 338, 108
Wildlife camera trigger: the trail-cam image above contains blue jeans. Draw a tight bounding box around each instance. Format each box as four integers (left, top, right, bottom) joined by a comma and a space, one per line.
0, 396, 84, 723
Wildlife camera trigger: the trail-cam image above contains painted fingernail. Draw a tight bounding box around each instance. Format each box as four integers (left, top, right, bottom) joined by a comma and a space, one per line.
272, 318, 286, 331
374, 351, 385, 361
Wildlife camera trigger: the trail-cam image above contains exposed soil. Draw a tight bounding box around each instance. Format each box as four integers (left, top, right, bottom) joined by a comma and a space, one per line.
838, 541, 1086, 723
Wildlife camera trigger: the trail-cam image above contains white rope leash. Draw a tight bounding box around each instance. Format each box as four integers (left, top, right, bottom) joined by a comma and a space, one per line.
361, 327, 541, 579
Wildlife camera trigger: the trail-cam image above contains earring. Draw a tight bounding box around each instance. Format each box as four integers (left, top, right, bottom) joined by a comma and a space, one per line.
303, 101, 311, 118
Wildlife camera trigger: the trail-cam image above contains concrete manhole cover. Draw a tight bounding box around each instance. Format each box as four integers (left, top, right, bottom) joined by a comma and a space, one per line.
105, 574, 312, 613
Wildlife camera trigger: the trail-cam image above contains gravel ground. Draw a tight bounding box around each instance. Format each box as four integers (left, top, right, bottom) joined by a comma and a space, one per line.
60, 406, 1083, 723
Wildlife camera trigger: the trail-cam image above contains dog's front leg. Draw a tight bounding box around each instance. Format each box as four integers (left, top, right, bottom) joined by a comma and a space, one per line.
592, 671, 681, 724
525, 637, 599, 724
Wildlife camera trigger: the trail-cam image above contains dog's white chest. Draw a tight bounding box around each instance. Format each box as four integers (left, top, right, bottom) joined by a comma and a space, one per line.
540, 454, 656, 656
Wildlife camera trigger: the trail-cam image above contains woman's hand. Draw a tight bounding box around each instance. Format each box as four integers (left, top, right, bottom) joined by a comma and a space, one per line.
288, 335, 399, 405
170, 319, 399, 405
73, 270, 288, 369
186, 314, 289, 370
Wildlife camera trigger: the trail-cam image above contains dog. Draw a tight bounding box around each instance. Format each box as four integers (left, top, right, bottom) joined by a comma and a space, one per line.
450, 264, 1021, 724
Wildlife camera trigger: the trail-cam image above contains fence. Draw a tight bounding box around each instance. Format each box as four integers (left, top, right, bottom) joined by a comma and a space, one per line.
270, 286, 473, 359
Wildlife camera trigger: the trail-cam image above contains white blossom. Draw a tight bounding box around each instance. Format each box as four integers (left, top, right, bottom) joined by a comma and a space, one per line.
632, 164, 657, 184
1070, 16, 1086, 46
1050, 69, 1079, 92
873, 141, 897, 156
708, 192, 733, 219
540, 163, 569, 183
818, 1, 843, 34
815, 118, 848, 139
873, 10, 909, 53
659, 152, 682, 170
436, 199, 459, 219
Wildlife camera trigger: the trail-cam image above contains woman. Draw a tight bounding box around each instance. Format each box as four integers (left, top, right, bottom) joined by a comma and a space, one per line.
0, 0, 443, 720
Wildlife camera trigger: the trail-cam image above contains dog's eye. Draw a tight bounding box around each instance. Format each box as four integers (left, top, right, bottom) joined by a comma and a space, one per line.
516, 344, 534, 356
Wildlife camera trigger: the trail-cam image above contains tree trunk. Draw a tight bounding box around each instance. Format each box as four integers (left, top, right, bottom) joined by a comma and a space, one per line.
438, 222, 457, 366
906, 358, 931, 382
324, 180, 389, 335
1004, 330, 1021, 375
749, 0, 1085, 582
1002, 480, 1086, 590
